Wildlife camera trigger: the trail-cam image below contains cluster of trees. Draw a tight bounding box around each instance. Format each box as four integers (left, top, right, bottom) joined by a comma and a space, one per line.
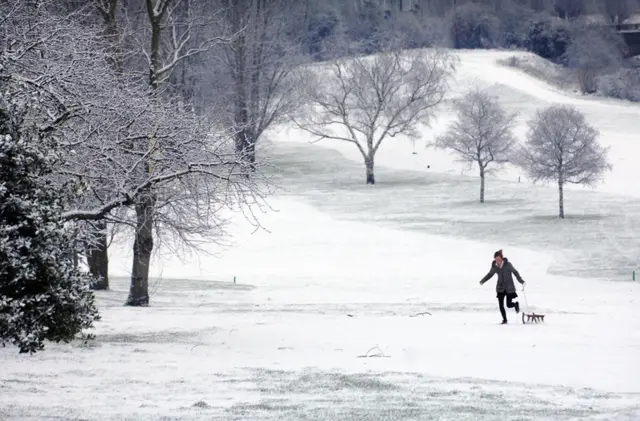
433, 87, 611, 218
0, 0, 300, 352
291, 42, 609, 219
299, 0, 639, 100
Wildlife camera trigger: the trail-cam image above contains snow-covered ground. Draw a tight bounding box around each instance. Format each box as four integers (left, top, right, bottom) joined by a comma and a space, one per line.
2, 49, 640, 420
2, 197, 640, 420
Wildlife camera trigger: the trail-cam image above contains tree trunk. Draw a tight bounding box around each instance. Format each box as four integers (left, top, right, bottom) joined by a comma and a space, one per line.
126, 192, 155, 306
87, 221, 109, 290
106, 0, 124, 75
235, 127, 256, 171
148, 14, 161, 89
558, 179, 565, 219
579, 68, 597, 94
479, 167, 485, 203
227, 0, 253, 166
365, 156, 375, 185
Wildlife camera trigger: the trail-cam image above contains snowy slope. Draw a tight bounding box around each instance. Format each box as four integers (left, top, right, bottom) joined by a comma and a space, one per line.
278, 49, 640, 198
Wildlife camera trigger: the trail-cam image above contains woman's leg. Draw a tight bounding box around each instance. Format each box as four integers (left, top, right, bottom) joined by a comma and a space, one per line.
506, 294, 520, 313
497, 292, 507, 322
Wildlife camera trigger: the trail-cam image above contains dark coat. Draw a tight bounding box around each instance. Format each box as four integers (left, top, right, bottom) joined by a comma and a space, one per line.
480, 257, 524, 293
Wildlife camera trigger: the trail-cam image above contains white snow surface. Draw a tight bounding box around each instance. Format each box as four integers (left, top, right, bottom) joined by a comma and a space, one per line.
2, 49, 640, 420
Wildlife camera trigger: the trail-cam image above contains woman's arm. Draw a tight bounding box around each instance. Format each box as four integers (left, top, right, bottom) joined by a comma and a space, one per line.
479, 265, 496, 285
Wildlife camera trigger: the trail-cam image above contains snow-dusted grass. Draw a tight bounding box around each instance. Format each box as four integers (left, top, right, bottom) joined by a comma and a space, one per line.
2, 49, 640, 420
497, 52, 576, 91
263, 142, 640, 281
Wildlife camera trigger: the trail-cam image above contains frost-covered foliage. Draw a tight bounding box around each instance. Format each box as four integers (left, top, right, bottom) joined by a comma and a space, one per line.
432, 87, 518, 203
1, 0, 274, 306
564, 24, 626, 94
596, 67, 640, 102
524, 15, 572, 62
0, 96, 100, 354
498, 53, 576, 90
516, 105, 611, 218
450, 3, 502, 49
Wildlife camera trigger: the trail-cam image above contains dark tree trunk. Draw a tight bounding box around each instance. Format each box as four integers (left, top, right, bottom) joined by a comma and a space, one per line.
87, 221, 109, 290
149, 15, 161, 89
558, 179, 565, 219
106, 0, 124, 74
126, 192, 155, 306
480, 166, 485, 203
558, 165, 565, 218
365, 157, 375, 185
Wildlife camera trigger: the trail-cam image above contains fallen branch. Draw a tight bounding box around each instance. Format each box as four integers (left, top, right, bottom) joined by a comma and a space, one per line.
357, 345, 390, 358
409, 311, 432, 317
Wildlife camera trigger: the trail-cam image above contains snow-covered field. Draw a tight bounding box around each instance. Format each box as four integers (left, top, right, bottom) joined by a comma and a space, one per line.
2, 50, 640, 420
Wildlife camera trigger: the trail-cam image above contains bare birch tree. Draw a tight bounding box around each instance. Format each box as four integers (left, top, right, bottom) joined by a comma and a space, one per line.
516, 104, 611, 219
432, 88, 518, 203
295, 47, 455, 184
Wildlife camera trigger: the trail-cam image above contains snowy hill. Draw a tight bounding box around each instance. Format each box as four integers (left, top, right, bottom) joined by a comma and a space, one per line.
2, 49, 640, 420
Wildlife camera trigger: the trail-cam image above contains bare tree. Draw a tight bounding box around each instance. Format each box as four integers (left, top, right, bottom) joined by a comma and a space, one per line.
110, 0, 230, 306
296, 47, 455, 184
432, 87, 518, 203
516, 104, 611, 219
214, 0, 305, 166
58, 81, 273, 306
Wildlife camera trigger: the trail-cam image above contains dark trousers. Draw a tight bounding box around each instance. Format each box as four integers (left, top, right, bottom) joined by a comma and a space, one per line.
497, 291, 518, 321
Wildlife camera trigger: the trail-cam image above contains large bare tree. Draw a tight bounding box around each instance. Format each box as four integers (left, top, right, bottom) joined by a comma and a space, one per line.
296, 47, 455, 184
516, 104, 611, 219
60, 85, 271, 306
109, 0, 231, 306
432, 87, 518, 203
